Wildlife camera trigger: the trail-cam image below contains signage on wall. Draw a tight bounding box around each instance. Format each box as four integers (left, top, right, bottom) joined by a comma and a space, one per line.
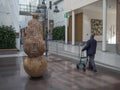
64, 13, 70, 18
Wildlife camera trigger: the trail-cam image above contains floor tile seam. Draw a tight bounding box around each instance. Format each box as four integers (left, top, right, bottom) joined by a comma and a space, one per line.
49, 52, 120, 72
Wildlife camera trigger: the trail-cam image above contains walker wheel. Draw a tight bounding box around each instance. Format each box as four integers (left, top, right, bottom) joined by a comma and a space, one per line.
76, 64, 80, 69
82, 64, 86, 72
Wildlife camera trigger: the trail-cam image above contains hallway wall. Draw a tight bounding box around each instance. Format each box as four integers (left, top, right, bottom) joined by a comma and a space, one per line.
117, 0, 120, 54
0, 0, 20, 50
83, 9, 102, 41
0, 0, 19, 32
53, 1, 65, 27
82, 5, 116, 43
75, 13, 83, 42
64, 0, 98, 12
68, 16, 72, 42
68, 13, 83, 43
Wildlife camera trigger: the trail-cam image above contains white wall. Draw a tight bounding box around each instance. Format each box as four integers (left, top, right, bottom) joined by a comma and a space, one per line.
64, 0, 98, 13
0, 0, 20, 49
19, 0, 30, 5
19, 16, 32, 28
48, 0, 65, 27
0, 0, 19, 31
53, 1, 65, 27
64, 0, 116, 44
19, 0, 36, 29
107, 11, 116, 44
82, 6, 116, 43
83, 9, 102, 41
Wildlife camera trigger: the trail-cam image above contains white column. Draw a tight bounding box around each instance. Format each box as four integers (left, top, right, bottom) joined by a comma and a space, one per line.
65, 18, 68, 44
72, 11, 75, 45
102, 0, 107, 51
16, 37, 20, 50
47, 9, 49, 33
46, 8, 50, 40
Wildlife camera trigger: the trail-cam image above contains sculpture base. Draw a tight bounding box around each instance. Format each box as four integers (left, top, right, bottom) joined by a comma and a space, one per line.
23, 56, 47, 77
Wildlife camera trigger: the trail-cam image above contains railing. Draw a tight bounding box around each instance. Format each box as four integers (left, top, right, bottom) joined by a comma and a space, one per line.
19, 4, 37, 14
47, 40, 117, 57
48, 40, 86, 59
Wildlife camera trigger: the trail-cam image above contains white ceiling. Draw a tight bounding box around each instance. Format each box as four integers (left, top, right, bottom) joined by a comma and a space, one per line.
71, 0, 116, 15
83, 0, 116, 13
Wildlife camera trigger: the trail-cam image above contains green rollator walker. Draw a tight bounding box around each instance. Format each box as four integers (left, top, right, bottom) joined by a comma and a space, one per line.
76, 50, 88, 72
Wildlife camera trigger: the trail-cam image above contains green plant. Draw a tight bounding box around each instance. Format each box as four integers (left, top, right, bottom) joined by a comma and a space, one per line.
52, 26, 65, 40
0, 25, 16, 49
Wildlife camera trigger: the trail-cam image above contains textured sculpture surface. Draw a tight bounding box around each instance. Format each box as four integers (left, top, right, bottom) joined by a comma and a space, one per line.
23, 13, 47, 77
24, 56, 47, 77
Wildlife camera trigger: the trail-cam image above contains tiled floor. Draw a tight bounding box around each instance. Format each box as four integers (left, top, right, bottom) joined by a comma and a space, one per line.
48, 41, 120, 71
0, 54, 120, 90
0, 50, 19, 55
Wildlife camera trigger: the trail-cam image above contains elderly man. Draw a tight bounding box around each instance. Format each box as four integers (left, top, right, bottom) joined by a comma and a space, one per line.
82, 34, 97, 72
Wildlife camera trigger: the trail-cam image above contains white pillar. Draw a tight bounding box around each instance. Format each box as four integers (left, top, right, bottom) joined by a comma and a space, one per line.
72, 11, 75, 45
47, 9, 49, 33
16, 37, 20, 50
102, 0, 107, 51
65, 18, 68, 44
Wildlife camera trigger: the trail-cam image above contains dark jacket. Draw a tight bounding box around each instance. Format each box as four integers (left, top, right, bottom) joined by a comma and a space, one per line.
82, 38, 97, 56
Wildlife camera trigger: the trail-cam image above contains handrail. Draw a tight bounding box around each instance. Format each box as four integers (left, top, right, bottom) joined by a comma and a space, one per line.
19, 4, 37, 7
19, 4, 37, 13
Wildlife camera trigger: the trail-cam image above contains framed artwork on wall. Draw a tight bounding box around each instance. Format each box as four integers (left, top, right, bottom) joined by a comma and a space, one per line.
91, 19, 103, 35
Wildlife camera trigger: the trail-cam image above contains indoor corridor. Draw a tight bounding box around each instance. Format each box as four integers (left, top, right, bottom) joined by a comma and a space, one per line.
0, 50, 120, 90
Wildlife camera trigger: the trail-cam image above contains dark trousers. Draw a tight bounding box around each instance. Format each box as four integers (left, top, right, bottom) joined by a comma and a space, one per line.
88, 55, 96, 71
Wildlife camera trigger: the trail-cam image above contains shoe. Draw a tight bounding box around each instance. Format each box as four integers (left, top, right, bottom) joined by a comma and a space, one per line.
93, 69, 97, 73
89, 68, 93, 71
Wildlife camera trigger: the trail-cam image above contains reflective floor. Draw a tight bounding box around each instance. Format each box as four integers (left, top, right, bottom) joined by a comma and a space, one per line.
0, 54, 120, 90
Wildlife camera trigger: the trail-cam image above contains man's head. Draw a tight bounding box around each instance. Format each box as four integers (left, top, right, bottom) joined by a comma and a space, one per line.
90, 33, 95, 39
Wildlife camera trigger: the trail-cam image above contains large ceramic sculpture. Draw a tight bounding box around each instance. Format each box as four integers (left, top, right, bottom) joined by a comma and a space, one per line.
23, 13, 47, 77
